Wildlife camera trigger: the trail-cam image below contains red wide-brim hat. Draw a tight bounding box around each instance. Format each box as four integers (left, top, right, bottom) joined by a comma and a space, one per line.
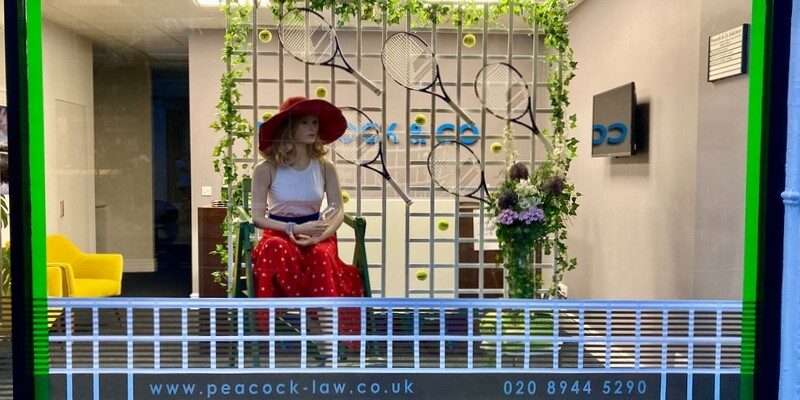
258, 96, 346, 152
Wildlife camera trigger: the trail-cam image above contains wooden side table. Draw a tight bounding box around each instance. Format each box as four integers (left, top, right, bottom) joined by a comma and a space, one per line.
198, 206, 228, 297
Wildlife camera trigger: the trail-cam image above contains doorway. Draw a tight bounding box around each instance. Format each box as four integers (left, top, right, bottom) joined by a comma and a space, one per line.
144, 69, 191, 296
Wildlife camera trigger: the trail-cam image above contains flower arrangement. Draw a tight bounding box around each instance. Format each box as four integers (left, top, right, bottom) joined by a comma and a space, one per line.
487, 124, 579, 299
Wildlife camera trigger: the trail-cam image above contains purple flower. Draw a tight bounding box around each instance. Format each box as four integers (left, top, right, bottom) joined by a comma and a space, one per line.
497, 209, 518, 225
518, 207, 545, 224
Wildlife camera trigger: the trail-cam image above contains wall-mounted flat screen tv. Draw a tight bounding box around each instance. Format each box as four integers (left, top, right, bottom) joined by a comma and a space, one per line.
592, 82, 636, 157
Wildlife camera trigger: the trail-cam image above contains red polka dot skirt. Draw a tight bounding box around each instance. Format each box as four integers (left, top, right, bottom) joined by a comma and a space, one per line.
251, 229, 364, 341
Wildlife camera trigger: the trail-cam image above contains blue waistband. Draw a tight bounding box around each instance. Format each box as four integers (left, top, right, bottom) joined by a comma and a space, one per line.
269, 213, 320, 224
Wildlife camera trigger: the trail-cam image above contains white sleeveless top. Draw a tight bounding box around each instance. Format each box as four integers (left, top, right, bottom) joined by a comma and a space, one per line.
268, 159, 325, 217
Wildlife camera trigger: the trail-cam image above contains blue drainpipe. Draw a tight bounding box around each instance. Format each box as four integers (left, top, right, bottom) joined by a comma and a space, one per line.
780, 2, 800, 398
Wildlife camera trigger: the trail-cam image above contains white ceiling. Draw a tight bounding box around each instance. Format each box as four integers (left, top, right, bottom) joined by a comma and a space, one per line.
41, 0, 586, 69
43, 0, 227, 68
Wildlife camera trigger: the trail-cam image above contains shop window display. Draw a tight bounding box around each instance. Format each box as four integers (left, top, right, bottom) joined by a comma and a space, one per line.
4, 0, 793, 399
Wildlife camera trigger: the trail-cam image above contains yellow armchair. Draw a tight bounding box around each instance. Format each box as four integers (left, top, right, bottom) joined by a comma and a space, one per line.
46, 265, 65, 329
47, 265, 65, 297
46, 234, 123, 297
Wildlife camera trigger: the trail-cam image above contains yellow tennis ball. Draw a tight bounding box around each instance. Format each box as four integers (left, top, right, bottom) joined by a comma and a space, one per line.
437, 219, 450, 231
415, 268, 429, 281
341, 191, 351, 204
262, 111, 273, 121
258, 29, 272, 43
491, 141, 503, 154
463, 34, 476, 48
315, 86, 327, 99
414, 113, 427, 125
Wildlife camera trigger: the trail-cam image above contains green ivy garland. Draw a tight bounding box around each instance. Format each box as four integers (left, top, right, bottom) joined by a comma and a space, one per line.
216, 0, 579, 298
210, 1, 255, 292
535, 0, 581, 297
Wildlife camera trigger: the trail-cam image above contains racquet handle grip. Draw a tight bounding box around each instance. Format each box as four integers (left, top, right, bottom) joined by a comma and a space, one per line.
387, 176, 413, 205
352, 69, 383, 96
446, 98, 476, 126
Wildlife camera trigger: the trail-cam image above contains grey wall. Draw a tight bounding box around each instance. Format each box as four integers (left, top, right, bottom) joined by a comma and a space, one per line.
189, 30, 226, 295
42, 20, 96, 252
692, 0, 751, 299
565, 0, 700, 299
0, 19, 98, 254
94, 62, 156, 272
564, 0, 749, 299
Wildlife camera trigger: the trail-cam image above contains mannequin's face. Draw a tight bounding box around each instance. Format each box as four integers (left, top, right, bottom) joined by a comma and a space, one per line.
293, 114, 319, 145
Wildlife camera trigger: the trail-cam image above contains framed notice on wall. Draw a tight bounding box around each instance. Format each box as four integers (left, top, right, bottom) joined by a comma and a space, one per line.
708, 24, 749, 82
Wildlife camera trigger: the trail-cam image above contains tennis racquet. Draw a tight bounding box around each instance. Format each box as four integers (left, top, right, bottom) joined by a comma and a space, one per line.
474, 62, 553, 152
381, 32, 476, 126
279, 8, 382, 96
427, 140, 490, 204
334, 106, 413, 205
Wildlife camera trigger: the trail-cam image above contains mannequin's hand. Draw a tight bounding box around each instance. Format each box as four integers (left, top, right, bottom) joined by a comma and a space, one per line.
291, 234, 320, 247
295, 221, 328, 237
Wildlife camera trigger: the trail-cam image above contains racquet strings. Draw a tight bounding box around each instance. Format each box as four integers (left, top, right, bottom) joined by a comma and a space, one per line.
336, 107, 381, 165
382, 34, 436, 90
280, 9, 336, 64
429, 142, 482, 197
475, 63, 529, 120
